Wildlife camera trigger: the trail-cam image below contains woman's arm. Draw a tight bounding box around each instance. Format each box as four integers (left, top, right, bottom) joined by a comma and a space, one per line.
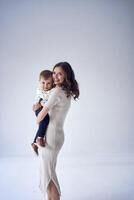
37, 105, 49, 124
32, 102, 42, 112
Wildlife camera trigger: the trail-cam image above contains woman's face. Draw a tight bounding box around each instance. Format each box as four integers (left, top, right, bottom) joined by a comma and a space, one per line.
53, 66, 66, 86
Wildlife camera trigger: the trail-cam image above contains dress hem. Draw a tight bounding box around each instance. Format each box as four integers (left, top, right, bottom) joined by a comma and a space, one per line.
39, 177, 61, 197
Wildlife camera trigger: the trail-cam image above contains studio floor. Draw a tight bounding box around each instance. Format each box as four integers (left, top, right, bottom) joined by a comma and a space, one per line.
0, 155, 134, 200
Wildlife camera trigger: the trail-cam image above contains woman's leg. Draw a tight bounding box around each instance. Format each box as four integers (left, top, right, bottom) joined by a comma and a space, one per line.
47, 180, 60, 200
47, 187, 51, 200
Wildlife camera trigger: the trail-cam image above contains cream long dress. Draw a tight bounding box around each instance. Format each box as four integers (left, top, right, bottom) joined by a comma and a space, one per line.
38, 87, 71, 197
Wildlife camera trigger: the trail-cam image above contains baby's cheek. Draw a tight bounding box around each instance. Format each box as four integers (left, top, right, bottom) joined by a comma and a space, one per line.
40, 85, 44, 90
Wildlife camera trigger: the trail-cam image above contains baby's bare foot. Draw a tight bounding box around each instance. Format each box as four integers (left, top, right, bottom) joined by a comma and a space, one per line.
31, 143, 38, 156
36, 137, 46, 147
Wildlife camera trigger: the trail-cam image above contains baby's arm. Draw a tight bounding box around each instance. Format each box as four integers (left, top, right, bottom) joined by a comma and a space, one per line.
32, 87, 42, 112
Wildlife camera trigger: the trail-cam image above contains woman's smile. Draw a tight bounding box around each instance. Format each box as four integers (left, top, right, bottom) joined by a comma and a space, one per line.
53, 67, 66, 86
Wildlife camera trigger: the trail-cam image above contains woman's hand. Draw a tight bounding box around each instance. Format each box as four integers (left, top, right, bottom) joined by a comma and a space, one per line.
40, 101, 45, 107
32, 103, 41, 112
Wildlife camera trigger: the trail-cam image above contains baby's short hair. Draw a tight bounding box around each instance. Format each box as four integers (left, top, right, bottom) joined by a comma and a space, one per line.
39, 70, 53, 80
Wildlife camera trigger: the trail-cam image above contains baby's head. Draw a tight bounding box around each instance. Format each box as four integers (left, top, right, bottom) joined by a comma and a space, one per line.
39, 70, 53, 91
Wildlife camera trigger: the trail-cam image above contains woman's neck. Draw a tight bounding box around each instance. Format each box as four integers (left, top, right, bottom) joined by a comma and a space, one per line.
55, 85, 61, 88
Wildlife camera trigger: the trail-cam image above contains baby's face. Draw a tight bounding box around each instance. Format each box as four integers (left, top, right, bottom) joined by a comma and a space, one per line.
40, 77, 53, 91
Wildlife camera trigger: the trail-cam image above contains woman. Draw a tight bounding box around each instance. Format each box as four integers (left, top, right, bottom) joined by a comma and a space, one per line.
37, 62, 79, 200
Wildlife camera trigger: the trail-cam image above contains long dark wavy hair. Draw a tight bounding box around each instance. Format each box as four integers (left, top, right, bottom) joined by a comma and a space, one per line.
53, 62, 80, 100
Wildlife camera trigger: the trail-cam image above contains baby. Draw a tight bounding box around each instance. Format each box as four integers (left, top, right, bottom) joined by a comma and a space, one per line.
31, 70, 53, 155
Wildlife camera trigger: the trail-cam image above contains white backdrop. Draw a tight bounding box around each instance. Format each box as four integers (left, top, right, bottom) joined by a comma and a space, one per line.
0, 0, 134, 158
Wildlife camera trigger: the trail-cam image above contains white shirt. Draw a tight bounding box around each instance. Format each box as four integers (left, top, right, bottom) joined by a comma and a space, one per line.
35, 86, 52, 104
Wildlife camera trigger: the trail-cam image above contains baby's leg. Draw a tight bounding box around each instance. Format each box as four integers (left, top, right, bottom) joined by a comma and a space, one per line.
31, 106, 44, 155
36, 114, 50, 146
33, 106, 43, 143
35, 106, 43, 116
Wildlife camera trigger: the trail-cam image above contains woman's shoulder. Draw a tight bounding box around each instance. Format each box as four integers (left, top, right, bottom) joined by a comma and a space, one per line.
50, 87, 70, 100
50, 87, 60, 94
48, 87, 62, 99
51, 87, 64, 93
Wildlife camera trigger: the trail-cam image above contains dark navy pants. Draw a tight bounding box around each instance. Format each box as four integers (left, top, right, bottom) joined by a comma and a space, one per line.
33, 106, 50, 143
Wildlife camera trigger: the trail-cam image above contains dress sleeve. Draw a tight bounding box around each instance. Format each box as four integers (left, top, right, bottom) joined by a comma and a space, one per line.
45, 88, 61, 110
